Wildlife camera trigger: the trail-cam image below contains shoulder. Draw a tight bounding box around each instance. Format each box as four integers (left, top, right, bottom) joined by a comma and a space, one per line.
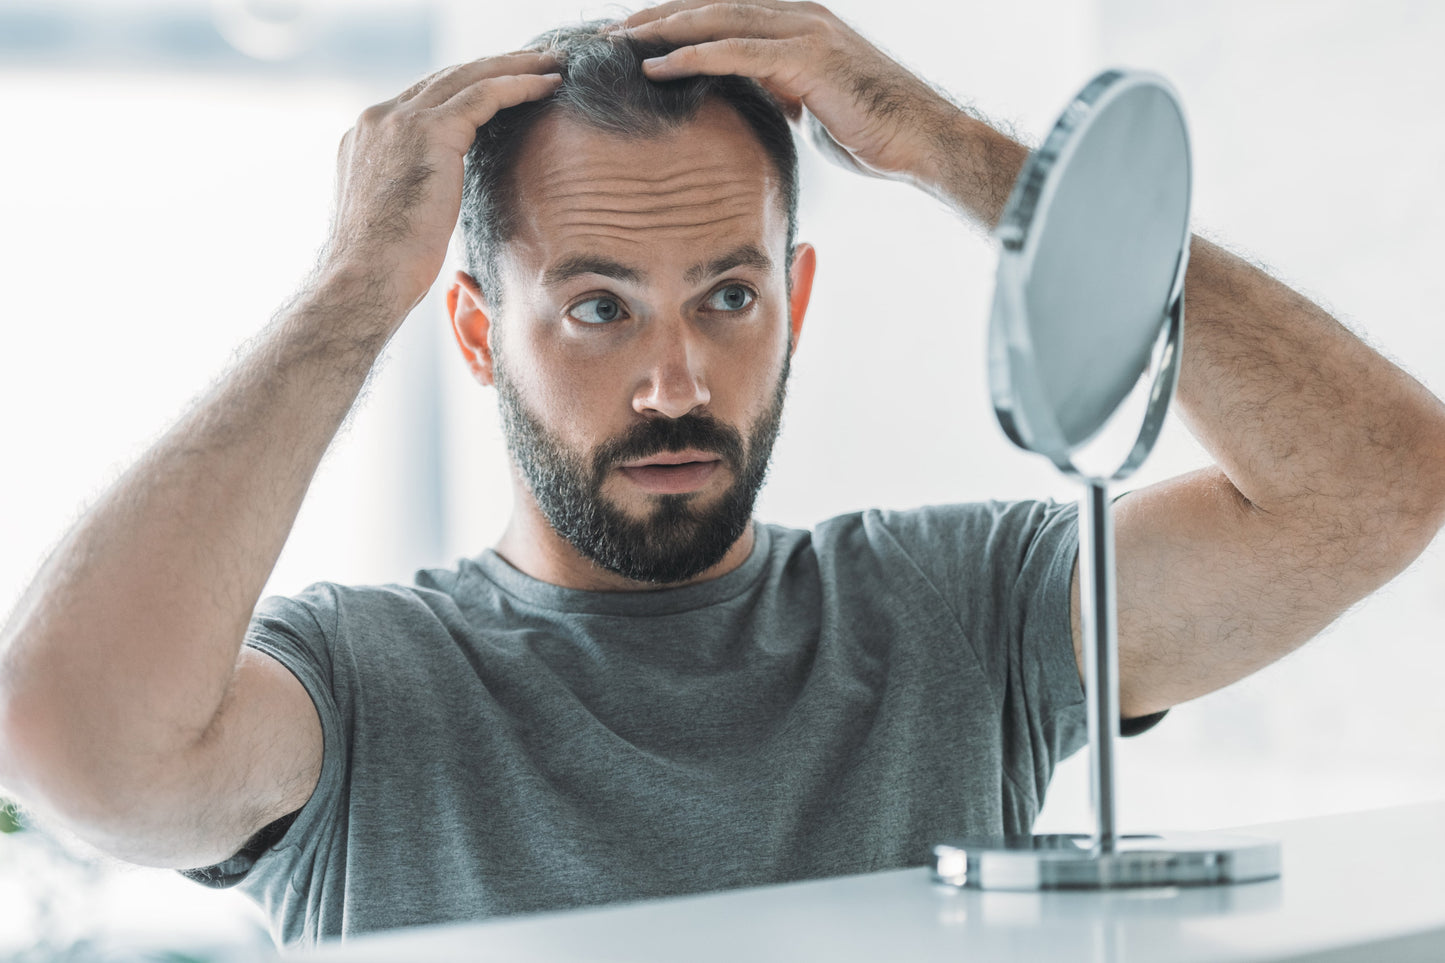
247, 561, 493, 675
254, 560, 479, 627
805, 500, 1076, 563
791, 501, 1079, 630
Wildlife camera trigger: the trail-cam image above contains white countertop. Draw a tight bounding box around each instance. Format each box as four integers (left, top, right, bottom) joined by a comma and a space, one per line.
296, 801, 1445, 962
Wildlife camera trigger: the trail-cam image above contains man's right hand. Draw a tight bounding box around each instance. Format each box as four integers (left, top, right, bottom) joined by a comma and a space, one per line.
324, 52, 561, 315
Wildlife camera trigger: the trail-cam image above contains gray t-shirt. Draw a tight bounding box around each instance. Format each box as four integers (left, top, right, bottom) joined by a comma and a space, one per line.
211, 501, 1094, 946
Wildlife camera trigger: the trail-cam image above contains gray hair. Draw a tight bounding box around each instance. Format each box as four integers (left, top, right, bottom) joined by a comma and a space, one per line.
459, 22, 800, 308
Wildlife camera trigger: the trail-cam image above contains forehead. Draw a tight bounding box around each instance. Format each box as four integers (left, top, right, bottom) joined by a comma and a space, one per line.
501, 99, 787, 287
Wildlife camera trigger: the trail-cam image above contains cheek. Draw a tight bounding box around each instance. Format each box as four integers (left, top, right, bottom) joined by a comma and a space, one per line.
730, 347, 784, 410
724, 315, 791, 403
513, 329, 630, 439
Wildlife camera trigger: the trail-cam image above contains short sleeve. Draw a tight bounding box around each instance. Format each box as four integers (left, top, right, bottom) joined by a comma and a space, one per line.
1012, 499, 1089, 736
177, 584, 349, 909
873, 501, 1088, 817
1006, 501, 1169, 742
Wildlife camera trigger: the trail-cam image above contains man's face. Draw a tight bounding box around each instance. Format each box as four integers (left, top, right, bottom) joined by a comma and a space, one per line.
486, 100, 808, 585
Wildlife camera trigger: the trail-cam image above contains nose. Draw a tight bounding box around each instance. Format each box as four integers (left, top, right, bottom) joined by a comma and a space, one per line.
632, 323, 711, 420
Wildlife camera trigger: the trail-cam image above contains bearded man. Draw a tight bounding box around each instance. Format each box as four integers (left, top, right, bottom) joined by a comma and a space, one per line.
2, 1, 1443, 950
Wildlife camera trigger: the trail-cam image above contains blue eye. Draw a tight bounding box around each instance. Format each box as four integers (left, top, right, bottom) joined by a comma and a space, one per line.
569, 296, 627, 325
705, 284, 755, 312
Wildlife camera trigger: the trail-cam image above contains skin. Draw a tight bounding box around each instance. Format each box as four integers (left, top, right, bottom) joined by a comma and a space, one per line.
0, 0, 1442, 877
447, 100, 816, 592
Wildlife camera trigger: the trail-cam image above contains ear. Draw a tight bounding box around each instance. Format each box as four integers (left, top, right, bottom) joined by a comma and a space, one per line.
447, 271, 497, 387
786, 242, 817, 356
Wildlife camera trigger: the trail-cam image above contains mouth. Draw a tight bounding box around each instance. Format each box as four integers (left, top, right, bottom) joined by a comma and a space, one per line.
616, 450, 724, 495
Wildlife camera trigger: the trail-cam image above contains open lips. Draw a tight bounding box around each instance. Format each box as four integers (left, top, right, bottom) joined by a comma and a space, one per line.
617, 450, 725, 495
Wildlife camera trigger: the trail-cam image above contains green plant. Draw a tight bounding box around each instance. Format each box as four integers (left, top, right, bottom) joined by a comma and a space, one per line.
0, 797, 23, 834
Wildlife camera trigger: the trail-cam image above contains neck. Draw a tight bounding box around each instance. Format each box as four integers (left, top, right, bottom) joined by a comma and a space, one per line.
492, 484, 756, 592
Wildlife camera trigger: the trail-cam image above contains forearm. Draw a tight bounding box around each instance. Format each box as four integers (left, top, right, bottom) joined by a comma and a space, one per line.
0, 267, 404, 802
919, 110, 1029, 231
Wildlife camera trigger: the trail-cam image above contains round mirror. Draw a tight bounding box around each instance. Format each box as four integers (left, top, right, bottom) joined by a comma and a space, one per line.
988, 70, 1191, 480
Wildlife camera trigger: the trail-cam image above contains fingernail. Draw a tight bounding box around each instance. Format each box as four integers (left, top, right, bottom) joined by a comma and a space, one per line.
642, 55, 667, 68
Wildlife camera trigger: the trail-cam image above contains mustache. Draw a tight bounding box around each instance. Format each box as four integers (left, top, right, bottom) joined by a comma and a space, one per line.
590, 413, 745, 480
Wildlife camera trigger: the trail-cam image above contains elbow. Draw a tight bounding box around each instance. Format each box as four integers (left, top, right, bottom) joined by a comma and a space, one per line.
1429, 418, 1445, 528
1404, 413, 1445, 552
0, 689, 28, 803
1349, 408, 1445, 569
1369, 466, 1445, 582
0, 686, 92, 847
0, 681, 83, 820
1, 674, 145, 838
1359, 498, 1445, 587
0, 685, 196, 865
0, 656, 47, 803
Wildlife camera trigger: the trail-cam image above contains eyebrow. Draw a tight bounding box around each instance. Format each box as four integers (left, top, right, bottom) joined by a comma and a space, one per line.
542, 254, 642, 287
540, 243, 774, 288
684, 244, 773, 285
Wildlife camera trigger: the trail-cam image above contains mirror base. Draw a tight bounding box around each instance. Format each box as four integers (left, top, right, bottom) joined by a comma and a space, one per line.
931, 833, 1281, 890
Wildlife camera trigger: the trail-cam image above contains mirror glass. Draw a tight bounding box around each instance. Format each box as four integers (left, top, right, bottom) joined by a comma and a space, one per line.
990, 72, 1191, 476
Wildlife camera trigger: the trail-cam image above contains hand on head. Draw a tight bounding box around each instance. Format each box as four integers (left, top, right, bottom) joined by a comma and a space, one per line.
326, 1, 949, 323
324, 51, 563, 315
612, 0, 959, 185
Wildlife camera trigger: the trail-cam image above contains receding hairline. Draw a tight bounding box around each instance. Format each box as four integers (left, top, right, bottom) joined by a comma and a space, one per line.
503, 94, 790, 203
460, 24, 801, 308
488, 99, 797, 293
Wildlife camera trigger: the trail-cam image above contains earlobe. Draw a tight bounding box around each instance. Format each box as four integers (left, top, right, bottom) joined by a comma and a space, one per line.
447, 271, 496, 387
787, 243, 817, 356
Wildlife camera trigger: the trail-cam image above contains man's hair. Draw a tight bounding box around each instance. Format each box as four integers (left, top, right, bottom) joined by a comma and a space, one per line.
459, 22, 800, 308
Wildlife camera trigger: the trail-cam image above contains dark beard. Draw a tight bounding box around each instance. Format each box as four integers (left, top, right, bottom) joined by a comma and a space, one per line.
493, 349, 789, 585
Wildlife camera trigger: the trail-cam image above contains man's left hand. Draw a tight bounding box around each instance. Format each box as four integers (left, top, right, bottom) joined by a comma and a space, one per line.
615, 0, 958, 188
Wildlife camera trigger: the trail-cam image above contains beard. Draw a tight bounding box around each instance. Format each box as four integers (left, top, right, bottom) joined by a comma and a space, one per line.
493, 346, 790, 585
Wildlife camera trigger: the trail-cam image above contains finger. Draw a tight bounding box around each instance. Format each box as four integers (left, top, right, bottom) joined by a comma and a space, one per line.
433, 72, 564, 133
640, 36, 800, 87
615, 0, 725, 31
391, 74, 435, 105
407, 51, 562, 110
621, 3, 811, 44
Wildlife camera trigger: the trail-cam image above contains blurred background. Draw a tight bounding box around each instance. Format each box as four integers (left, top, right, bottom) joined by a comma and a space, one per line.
1, 0, 1442, 957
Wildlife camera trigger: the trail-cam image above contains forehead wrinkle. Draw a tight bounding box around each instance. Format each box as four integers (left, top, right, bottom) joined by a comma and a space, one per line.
539, 180, 767, 214
552, 193, 758, 213
554, 205, 757, 227
552, 188, 759, 224
536, 170, 766, 235
539, 162, 760, 192
543, 165, 752, 185
551, 180, 760, 202
556, 214, 756, 238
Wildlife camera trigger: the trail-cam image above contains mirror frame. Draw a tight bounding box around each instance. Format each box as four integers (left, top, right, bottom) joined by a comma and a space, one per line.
987, 69, 1192, 482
